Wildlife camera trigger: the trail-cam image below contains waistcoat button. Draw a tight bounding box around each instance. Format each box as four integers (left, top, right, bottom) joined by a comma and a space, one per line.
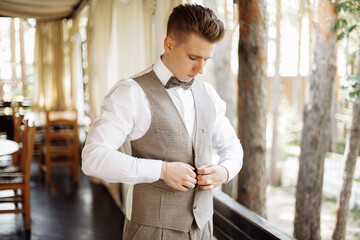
193, 205, 197, 209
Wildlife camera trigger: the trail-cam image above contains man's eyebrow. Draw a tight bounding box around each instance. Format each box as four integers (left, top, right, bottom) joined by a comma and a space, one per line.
188, 54, 212, 60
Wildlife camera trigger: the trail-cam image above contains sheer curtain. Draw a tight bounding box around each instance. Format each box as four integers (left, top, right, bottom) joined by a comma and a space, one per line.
33, 20, 70, 111
29, 0, 187, 113
69, 14, 86, 123
33, 16, 87, 121
87, 0, 185, 119
32, 0, 185, 115
153, 0, 183, 58
87, 0, 166, 119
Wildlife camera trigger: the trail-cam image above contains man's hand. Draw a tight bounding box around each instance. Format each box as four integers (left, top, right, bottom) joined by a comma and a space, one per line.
196, 164, 229, 190
160, 162, 197, 192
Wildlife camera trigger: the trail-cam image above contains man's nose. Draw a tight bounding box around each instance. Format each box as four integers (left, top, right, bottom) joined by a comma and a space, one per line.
194, 60, 204, 74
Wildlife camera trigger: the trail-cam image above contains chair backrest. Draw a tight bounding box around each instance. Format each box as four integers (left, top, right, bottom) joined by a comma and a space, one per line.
20, 120, 36, 181
45, 110, 79, 151
11, 102, 22, 143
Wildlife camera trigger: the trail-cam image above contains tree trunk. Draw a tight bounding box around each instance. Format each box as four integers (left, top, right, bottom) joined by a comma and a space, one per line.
332, 98, 360, 240
293, 0, 337, 239
332, 47, 360, 240
237, 0, 267, 218
270, 0, 281, 187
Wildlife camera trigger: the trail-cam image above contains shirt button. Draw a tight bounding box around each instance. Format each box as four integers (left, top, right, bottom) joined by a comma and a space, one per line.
193, 205, 197, 209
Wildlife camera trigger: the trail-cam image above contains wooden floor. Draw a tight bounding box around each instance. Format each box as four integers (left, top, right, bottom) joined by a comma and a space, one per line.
0, 162, 125, 240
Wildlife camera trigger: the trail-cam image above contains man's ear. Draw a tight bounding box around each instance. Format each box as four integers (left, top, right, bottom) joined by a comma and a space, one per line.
164, 36, 174, 53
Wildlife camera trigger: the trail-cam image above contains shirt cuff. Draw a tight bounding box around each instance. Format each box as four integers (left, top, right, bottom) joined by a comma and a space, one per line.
220, 161, 237, 183
138, 158, 163, 183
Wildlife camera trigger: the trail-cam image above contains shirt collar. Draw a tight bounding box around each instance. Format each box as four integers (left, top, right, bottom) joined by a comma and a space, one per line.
153, 55, 174, 86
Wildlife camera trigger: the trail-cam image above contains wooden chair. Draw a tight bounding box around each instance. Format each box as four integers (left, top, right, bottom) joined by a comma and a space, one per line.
0, 120, 36, 230
12, 103, 23, 166
11, 102, 22, 143
41, 110, 79, 184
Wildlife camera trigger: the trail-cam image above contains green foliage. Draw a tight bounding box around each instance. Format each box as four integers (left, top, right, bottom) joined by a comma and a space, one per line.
322, 194, 337, 203
333, 0, 360, 40
337, 24, 358, 40
266, 98, 302, 162
333, 138, 360, 155
334, 0, 360, 14
349, 204, 360, 221
334, 0, 360, 98
342, 72, 360, 98
333, 139, 346, 154
335, 18, 348, 30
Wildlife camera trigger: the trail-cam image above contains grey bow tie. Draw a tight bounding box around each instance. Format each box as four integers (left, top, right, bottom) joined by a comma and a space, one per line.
164, 77, 194, 90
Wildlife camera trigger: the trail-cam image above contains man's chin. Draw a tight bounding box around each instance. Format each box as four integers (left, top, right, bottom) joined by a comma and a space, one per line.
184, 75, 195, 81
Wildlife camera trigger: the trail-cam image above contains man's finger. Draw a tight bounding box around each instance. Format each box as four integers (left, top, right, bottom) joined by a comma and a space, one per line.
187, 176, 197, 185
196, 174, 210, 182
185, 163, 195, 171
177, 185, 189, 192
183, 182, 195, 189
197, 165, 213, 175
197, 168, 207, 175
197, 164, 213, 170
188, 169, 197, 178
199, 184, 214, 190
197, 179, 212, 186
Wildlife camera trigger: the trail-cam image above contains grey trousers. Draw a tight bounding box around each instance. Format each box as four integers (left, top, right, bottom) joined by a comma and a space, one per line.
122, 218, 213, 240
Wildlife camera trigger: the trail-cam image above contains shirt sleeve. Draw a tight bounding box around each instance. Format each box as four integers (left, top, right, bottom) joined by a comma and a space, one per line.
204, 82, 243, 182
81, 79, 163, 183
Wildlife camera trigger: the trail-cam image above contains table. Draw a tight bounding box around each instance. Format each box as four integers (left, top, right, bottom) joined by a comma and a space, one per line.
0, 139, 19, 156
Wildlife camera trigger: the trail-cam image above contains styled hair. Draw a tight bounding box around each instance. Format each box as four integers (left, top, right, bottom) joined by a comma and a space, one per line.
167, 4, 225, 44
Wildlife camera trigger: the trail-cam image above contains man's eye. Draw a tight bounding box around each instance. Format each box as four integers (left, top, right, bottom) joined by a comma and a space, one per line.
189, 56, 197, 60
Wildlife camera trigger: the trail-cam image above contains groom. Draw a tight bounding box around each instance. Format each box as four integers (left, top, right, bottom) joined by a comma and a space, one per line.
82, 3, 243, 239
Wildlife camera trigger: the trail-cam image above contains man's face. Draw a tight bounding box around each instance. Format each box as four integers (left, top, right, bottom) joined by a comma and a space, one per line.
163, 33, 215, 82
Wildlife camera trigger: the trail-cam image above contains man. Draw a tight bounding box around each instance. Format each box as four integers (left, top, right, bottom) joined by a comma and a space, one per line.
82, 3, 243, 240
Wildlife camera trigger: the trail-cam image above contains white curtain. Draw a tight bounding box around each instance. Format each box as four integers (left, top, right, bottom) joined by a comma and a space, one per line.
87, 0, 155, 119
87, 0, 113, 120
68, 12, 87, 124
153, 0, 183, 57
33, 20, 70, 111
87, 0, 186, 119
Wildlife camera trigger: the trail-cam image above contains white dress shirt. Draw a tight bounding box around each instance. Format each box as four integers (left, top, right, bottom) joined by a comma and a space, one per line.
81, 56, 243, 184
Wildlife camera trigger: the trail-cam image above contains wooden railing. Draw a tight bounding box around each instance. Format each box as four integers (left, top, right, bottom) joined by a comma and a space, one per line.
99, 178, 295, 239
213, 190, 295, 240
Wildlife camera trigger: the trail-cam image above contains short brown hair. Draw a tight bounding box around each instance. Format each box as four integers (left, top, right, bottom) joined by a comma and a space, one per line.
167, 4, 225, 44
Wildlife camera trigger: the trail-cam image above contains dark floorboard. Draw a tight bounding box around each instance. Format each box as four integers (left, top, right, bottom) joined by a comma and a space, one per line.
0, 162, 125, 240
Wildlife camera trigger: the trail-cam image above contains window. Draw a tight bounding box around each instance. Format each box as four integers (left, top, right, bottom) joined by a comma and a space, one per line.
0, 18, 35, 102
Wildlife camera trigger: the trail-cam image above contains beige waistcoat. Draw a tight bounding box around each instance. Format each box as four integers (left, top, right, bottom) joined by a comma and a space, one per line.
130, 70, 215, 232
